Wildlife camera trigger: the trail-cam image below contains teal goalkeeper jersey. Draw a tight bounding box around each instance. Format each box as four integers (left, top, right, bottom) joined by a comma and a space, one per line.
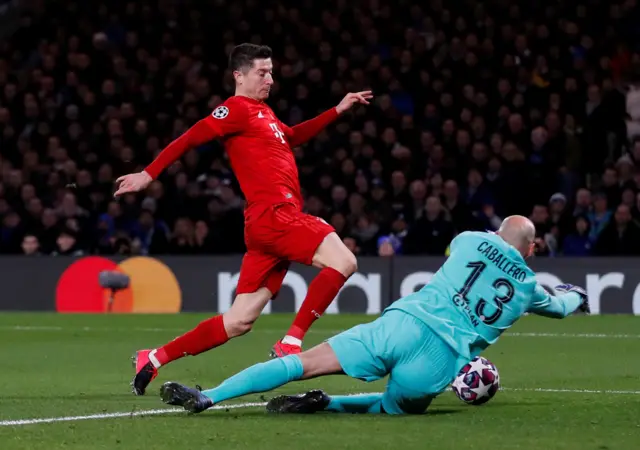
386, 231, 583, 360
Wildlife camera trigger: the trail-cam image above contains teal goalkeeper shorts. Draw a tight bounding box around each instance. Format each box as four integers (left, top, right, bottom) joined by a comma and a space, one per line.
327, 309, 467, 414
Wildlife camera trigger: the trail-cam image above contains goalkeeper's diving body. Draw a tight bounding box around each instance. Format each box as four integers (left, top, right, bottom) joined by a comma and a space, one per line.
161, 216, 590, 415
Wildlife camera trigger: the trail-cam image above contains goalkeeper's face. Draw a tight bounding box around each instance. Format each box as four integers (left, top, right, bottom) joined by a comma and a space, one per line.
241, 58, 274, 100
525, 241, 536, 259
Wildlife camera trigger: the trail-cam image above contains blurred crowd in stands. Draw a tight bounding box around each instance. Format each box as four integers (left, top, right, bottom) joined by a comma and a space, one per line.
2, 0, 640, 257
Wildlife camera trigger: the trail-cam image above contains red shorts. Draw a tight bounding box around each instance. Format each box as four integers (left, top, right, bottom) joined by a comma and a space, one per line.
236, 203, 335, 297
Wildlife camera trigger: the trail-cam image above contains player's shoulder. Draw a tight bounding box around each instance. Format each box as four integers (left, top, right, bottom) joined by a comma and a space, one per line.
454, 230, 511, 247
211, 96, 250, 120
221, 95, 250, 106
451, 230, 488, 248
451, 230, 524, 260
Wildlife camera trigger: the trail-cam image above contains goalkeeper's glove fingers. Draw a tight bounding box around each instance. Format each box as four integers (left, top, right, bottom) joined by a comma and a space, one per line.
554, 284, 590, 314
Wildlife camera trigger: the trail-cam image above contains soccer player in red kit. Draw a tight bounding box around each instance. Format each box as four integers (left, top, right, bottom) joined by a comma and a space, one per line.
114, 43, 373, 396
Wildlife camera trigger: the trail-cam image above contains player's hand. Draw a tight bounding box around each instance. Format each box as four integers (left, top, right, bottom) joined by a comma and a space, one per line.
554, 284, 590, 314
114, 171, 153, 197
336, 91, 373, 114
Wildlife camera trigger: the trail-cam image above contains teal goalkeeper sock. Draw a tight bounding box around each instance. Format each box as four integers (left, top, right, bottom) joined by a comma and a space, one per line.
202, 355, 304, 404
326, 393, 384, 414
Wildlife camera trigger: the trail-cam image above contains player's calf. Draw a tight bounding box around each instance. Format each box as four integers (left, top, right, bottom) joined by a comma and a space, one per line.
130, 289, 271, 396
276, 234, 356, 354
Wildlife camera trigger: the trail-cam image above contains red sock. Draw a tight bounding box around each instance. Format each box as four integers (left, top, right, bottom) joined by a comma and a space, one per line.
286, 267, 347, 341
154, 315, 229, 366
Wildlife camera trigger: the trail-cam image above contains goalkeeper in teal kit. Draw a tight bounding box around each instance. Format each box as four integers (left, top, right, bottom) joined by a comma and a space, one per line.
160, 216, 590, 415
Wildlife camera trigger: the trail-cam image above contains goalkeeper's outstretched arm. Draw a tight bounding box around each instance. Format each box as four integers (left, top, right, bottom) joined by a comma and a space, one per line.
527, 283, 588, 318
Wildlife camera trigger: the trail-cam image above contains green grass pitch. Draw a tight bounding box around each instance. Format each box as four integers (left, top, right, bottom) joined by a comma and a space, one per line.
0, 313, 639, 450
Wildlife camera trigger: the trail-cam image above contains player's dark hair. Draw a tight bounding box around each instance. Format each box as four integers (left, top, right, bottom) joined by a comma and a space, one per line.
229, 44, 273, 73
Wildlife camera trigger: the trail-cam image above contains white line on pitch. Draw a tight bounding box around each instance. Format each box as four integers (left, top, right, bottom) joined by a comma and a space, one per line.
503, 387, 640, 395
0, 325, 328, 333
2, 387, 640, 427
0, 401, 266, 427
506, 332, 640, 339
3, 325, 640, 339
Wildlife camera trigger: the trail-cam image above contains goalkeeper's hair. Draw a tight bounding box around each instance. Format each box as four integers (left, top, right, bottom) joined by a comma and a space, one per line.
229, 43, 273, 73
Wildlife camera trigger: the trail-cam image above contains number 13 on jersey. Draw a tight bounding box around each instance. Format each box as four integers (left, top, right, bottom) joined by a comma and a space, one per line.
269, 123, 286, 144
454, 261, 515, 326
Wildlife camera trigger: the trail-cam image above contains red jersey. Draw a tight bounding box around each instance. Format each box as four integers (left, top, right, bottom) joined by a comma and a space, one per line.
145, 95, 338, 221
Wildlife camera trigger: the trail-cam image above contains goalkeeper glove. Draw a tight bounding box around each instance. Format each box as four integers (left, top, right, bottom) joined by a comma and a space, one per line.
554, 284, 590, 314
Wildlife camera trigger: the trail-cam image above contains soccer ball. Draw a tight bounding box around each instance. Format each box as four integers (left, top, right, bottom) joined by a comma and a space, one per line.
451, 356, 500, 405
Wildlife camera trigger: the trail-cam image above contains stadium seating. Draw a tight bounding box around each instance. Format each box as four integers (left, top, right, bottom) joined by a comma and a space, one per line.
1, 0, 640, 256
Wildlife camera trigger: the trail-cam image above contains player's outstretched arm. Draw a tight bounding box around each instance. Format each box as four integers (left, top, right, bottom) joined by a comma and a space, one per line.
145, 118, 222, 178
284, 91, 373, 147
527, 283, 590, 318
115, 104, 247, 197
114, 118, 219, 197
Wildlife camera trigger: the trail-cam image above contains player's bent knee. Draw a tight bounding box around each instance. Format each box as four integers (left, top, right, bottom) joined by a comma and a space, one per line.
235, 318, 256, 335
330, 251, 357, 277
222, 289, 271, 338
225, 320, 255, 338
314, 233, 358, 277
223, 315, 256, 337
223, 304, 262, 338
341, 251, 358, 276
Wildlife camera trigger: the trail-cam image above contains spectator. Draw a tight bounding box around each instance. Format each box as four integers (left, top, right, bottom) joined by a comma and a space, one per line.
352, 215, 380, 255
600, 167, 622, 207
388, 213, 409, 248
548, 193, 572, 244
475, 204, 503, 232
110, 233, 134, 255
0, 210, 22, 254
573, 188, 592, 217
330, 213, 348, 238
595, 205, 640, 255
530, 204, 554, 256
403, 196, 454, 255
169, 218, 196, 255
530, 205, 551, 238
377, 236, 398, 257
464, 169, 493, 215
621, 187, 636, 210
194, 220, 215, 254
406, 180, 427, 221
38, 209, 60, 254
562, 216, 593, 256
51, 228, 84, 256
134, 209, 170, 255
0, 0, 638, 256
588, 192, 613, 243
442, 179, 474, 232
21, 234, 42, 256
